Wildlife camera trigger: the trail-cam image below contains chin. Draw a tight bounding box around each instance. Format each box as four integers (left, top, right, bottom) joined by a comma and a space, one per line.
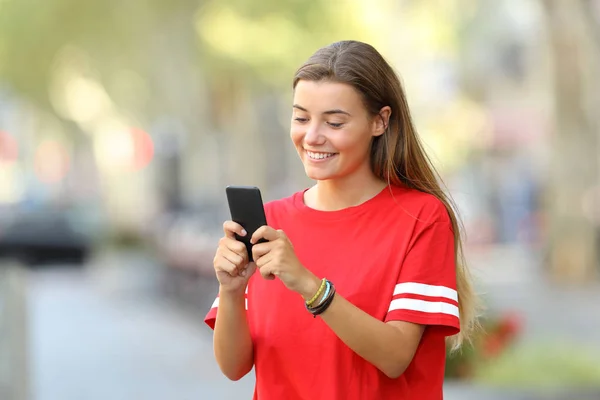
304, 166, 340, 181
303, 167, 331, 181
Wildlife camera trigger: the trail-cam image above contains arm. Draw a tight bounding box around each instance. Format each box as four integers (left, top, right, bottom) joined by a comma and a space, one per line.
300, 278, 424, 379
213, 287, 254, 381
297, 219, 458, 378
211, 221, 258, 381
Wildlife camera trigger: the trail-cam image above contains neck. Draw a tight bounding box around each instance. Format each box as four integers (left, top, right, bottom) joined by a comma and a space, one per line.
307, 169, 387, 211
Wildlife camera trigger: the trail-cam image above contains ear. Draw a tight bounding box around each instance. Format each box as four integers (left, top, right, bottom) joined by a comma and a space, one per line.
372, 106, 391, 137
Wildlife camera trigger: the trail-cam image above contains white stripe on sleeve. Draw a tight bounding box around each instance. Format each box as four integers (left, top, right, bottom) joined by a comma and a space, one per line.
393, 282, 458, 302
388, 298, 459, 318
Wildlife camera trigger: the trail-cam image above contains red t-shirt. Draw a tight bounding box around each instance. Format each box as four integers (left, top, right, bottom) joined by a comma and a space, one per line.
205, 185, 460, 399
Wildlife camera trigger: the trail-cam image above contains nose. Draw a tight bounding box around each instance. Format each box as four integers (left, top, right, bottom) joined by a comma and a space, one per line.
304, 122, 325, 146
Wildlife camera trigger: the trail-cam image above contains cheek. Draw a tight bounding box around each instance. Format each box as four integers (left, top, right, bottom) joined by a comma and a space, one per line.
290, 128, 303, 146
333, 131, 370, 153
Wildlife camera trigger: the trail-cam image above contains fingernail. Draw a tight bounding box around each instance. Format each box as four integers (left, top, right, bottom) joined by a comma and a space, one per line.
240, 269, 247, 277
241, 229, 247, 236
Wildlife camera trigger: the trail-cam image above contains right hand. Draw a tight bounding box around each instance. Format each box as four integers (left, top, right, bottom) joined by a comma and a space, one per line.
213, 221, 256, 293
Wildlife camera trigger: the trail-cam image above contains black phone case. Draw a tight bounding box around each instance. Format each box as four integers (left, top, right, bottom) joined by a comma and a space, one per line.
225, 185, 268, 262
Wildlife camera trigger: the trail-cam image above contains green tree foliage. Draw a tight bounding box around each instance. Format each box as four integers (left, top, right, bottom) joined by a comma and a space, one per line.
0, 0, 198, 108
194, 0, 375, 86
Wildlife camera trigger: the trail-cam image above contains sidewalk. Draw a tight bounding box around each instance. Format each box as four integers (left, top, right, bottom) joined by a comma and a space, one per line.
0, 261, 29, 400
27, 263, 256, 400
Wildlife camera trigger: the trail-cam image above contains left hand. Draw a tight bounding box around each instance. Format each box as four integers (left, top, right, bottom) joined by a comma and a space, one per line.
251, 226, 319, 298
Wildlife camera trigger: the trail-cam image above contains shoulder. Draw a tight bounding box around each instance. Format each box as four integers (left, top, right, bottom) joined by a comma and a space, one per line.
384, 185, 451, 225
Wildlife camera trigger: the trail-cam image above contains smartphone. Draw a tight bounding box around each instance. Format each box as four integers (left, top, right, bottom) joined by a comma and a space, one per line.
225, 185, 268, 262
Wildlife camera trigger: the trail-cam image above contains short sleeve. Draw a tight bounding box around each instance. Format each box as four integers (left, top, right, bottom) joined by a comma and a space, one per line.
385, 221, 460, 336
204, 286, 248, 330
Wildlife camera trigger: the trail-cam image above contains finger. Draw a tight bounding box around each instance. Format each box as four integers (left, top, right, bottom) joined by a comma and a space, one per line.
240, 261, 257, 278
220, 247, 245, 269
223, 240, 249, 274
255, 254, 276, 280
251, 241, 272, 261
222, 237, 249, 259
223, 220, 247, 239
259, 264, 276, 280
250, 225, 280, 244
214, 252, 239, 276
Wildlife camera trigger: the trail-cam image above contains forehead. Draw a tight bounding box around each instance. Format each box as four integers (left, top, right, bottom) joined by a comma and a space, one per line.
293, 80, 364, 112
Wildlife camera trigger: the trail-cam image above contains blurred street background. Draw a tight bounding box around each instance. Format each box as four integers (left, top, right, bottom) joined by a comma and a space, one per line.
0, 0, 599, 399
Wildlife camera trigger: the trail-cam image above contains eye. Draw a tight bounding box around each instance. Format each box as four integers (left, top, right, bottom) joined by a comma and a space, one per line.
294, 117, 308, 123
327, 122, 344, 128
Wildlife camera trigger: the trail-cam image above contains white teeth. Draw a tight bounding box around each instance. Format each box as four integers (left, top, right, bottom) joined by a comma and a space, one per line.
306, 151, 335, 160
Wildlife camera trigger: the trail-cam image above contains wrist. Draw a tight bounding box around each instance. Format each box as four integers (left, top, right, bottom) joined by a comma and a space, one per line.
299, 274, 322, 301
219, 284, 247, 299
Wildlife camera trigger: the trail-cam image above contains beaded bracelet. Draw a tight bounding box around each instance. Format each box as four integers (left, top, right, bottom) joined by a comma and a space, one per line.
306, 280, 336, 318
305, 278, 327, 307
315, 280, 332, 307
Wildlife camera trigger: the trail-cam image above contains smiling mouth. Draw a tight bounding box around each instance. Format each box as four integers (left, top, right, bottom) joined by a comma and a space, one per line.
306, 150, 338, 160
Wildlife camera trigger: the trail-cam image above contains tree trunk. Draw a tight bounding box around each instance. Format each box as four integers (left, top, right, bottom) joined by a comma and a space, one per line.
543, 0, 599, 283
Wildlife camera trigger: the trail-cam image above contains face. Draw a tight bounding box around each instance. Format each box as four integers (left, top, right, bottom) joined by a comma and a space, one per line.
291, 80, 389, 182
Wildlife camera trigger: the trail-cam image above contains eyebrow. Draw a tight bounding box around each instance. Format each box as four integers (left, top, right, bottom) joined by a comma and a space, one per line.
293, 104, 352, 117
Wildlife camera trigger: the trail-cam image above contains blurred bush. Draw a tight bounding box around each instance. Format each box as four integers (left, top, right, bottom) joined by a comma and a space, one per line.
476, 342, 600, 389
446, 311, 522, 379
447, 313, 600, 389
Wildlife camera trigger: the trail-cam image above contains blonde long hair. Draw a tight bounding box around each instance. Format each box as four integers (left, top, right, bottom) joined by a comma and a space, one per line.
293, 40, 479, 348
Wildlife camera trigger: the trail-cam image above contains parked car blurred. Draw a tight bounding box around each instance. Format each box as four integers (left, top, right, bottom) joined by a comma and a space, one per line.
150, 204, 224, 308
152, 207, 222, 276
0, 204, 104, 267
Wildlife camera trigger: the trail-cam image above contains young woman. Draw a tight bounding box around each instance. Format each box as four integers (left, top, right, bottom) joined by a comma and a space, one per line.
206, 40, 478, 400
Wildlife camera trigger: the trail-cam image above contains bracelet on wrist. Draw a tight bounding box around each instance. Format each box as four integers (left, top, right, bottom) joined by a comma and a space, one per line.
305, 277, 327, 307
306, 279, 336, 318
